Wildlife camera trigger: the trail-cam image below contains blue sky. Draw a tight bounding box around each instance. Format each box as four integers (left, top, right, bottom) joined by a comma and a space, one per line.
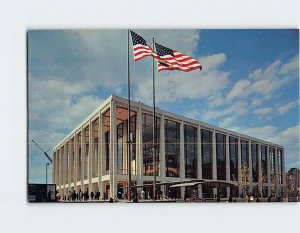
28, 29, 299, 184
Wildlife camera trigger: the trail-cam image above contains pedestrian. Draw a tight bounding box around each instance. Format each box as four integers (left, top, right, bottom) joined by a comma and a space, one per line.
114, 195, 119, 203
141, 189, 145, 200
267, 195, 272, 202
72, 190, 76, 202
47, 189, 52, 201
228, 195, 232, 202
91, 191, 94, 201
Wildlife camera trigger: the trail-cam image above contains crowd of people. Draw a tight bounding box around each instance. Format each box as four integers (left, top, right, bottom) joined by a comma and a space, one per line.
58, 189, 103, 202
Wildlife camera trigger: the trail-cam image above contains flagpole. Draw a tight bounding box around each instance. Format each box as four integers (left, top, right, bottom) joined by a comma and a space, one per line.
152, 37, 157, 201
127, 29, 132, 201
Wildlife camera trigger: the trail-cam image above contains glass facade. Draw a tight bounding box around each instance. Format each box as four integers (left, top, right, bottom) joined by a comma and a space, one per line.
277, 149, 283, 184
52, 97, 286, 200
241, 139, 249, 166
142, 113, 160, 176
92, 119, 98, 178
270, 147, 275, 181
77, 133, 81, 182
84, 126, 89, 180
184, 125, 197, 178
251, 143, 259, 182
64, 143, 68, 184
70, 138, 74, 183
229, 136, 238, 181
165, 119, 180, 177
105, 131, 110, 174
201, 129, 212, 179
117, 122, 125, 174
216, 133, 226, 180
129, 115, 137, 175
261, 145, 268, 183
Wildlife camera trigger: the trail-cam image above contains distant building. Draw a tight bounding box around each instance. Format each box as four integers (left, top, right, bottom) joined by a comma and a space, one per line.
53, 95, 286, 200
286, 168, 300, 196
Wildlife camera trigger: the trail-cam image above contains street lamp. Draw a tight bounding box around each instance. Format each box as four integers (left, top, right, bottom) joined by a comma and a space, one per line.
46, 163, 50, 185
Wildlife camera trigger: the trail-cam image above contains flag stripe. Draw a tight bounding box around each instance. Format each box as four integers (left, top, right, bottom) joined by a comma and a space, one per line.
154, 43, 202, 72
130, 30, 156, 62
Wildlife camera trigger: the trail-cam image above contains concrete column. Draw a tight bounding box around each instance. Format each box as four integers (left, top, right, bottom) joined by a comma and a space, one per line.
89, 120, 93, 194
248, 140, 253, 193
267, 146, 271, 196
61, 146, 64, 197
282, 149, 286, 194
52, 152, 55, 186
225, 134, 230, 198
197, 126, 202, 198
74, 133, 78, 192
237, 137, 242, 195
274, 148, 279, 196
136, 107, 143, 186
258, 143, 262, 195
59, 148, 62, 194
160, 114, 166, 196
98, 111, 104, 197
109, 100, 118, 198
212, 130, 217, 197
68, 140, 71, 193
81, 126, 85, 191
180, 121, 185, 198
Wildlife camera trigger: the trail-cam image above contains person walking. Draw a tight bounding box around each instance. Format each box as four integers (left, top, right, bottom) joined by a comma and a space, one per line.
90, 191, 94, 201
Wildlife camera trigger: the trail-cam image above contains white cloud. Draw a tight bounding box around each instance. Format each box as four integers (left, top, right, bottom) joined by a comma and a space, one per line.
225, 58, 298, 104
277, 99, 298, 115
253, 107, 272, 116
279, 56, 299, 75
202, 100, 248, 121
228, 125, 278, 140
226, 79, 251, 102
135, 53, 230, 104
219, 116, 237, 128
251, 99, 262, 108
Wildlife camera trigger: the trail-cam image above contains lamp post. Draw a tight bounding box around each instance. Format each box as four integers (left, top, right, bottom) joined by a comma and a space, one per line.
46, 163, 50, 185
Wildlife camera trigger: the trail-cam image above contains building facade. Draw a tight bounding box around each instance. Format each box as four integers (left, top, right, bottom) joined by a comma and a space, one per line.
286, 168, 300, 196
53, 95, 286, 200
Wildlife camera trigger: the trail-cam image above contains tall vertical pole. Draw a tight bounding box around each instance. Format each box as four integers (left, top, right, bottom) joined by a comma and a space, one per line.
127, 29, 132, 201
46, 163, 48, 185
152, 37, 157, 201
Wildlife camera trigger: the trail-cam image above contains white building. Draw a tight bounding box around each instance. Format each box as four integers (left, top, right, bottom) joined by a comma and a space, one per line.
53, 95, 286, 200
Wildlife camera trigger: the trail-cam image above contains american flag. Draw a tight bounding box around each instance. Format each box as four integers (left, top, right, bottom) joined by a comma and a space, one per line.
154, 43, 202, 72
130, 30, 155, 62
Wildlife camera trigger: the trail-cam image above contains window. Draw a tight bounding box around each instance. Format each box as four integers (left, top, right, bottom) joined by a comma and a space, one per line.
105, 131, 110, 173
216, 133, 226, 180
184, 125, 197, 178
270, 147, 275, 179
117, 122, 124, 174
251, 143, 259, 182
277, 149, 283, 184
142, 113, 160, 176
261, 145, 268, 183
165, 119, 180, 177
77, 133, 81, 181
129, 115, 137, 175
241, 139, 249, 166
201, 129, 212, 179
229, 137, 238, 181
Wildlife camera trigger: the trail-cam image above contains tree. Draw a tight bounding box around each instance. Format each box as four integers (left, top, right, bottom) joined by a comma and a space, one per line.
271, 173, 278, 197
233, 162, 250, 197
257, 166, 268, 197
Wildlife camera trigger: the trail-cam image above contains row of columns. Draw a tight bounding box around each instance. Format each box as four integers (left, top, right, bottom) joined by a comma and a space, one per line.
53, 100, 285, 199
